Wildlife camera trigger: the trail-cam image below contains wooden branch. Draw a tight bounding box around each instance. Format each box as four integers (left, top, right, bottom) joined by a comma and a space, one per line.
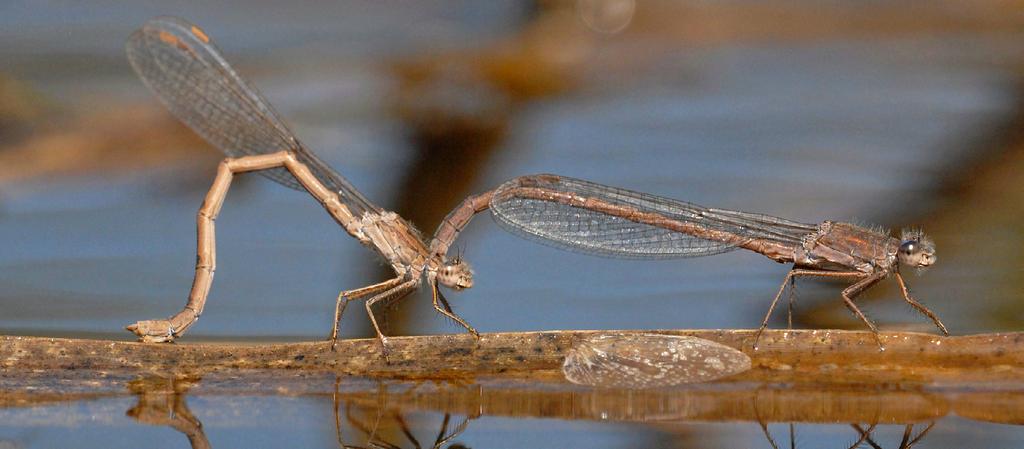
4, 330, 1024, 427
3, 329, 1024, 386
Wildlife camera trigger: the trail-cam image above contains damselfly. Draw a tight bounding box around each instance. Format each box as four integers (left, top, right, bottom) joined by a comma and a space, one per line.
435, 174, 948, 350
124, 17, 479, 354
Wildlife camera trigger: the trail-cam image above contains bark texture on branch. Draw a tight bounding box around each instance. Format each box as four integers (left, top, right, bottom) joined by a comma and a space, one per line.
3, 329, 1024, 386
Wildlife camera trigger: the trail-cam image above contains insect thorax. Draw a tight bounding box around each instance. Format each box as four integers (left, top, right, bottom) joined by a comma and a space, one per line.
357, 211, 431, 278
795, 221, 898, 273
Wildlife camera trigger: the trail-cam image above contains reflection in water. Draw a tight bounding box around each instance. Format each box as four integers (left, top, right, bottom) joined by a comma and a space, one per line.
333, 380, 475, 449
752, 387, 874, 449
853, 423, 934, 449
759, 421, 875, 449
336, 401, 471, 449
753, 389, 935, 449
5, 371, 1017, 448
125, 376, 210, 449
124, 376, 479, 449
757, 421, 934, 449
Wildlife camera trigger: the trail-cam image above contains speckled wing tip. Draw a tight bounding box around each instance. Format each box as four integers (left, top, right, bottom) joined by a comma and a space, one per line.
562, 334, 752, 389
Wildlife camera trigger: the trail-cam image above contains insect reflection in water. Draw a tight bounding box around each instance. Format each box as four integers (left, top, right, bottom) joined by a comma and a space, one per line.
334, 381, 475, 449
754, 395, 935, 449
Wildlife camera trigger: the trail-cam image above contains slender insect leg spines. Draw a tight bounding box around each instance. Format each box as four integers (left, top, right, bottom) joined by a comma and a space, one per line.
127, 151, 365, 342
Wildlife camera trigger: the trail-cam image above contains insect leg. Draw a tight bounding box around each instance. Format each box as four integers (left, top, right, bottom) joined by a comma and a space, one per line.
365, 279, 419, 356
332, 277, 405, 350
840, 271, 887, 350
754, 269, 867, 350
894, 271, 949, 335
432, 282, 480, 338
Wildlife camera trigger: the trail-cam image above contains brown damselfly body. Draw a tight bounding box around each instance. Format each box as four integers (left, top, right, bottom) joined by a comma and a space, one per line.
434, 174, 948, 350
126, 17, 945, 353
125, 17, 479, 354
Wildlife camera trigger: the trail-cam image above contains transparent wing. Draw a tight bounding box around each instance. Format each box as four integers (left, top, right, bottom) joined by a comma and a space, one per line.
126, 16, 378, 216
489, 174, 817, 259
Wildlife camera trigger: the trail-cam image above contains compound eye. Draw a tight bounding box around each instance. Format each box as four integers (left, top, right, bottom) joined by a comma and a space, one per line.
900, 241, 917, 255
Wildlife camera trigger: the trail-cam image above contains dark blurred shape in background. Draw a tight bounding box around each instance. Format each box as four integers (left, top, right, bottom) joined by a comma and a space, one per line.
0, 74, 49, 144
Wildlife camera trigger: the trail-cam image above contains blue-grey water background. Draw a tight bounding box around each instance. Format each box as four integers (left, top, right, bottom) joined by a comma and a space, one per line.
2, 1, 1024, 447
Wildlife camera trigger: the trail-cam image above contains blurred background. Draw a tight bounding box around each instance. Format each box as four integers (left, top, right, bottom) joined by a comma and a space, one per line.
2, 0, 1023, 341
2, 0, 1024, 447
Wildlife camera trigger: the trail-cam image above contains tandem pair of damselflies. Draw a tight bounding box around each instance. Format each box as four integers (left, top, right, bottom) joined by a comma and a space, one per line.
126, 17, 946, 354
